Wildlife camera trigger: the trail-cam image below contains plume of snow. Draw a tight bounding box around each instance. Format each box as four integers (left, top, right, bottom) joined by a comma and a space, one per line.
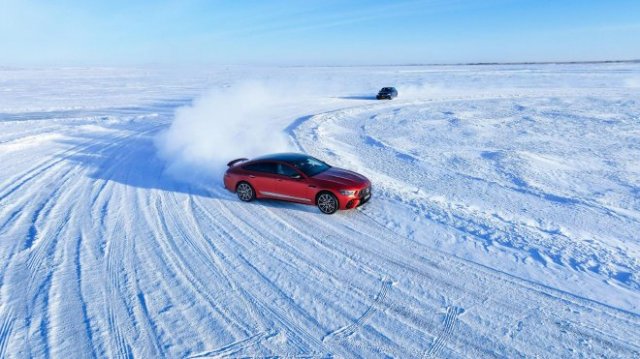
154, 74, 442, 186
155, 81, 293, 184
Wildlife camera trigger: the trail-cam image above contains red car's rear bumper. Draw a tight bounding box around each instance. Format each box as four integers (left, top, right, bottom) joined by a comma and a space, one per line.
223, 174, 235, 192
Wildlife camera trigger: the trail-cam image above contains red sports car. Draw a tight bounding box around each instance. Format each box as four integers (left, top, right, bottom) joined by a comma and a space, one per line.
224, 153, 371, 214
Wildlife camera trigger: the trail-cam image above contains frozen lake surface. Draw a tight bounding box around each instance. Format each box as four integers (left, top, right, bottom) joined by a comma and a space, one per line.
1, 64, 639, 357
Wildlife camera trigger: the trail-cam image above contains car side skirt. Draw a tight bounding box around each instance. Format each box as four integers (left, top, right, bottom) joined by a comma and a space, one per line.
259, 191, 312, 202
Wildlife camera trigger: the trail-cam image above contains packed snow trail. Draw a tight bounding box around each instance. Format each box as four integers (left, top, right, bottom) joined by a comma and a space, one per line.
1, 65, 640, 357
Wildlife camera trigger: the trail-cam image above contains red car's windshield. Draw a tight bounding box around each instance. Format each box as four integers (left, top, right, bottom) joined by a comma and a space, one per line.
289, 157, 331, 177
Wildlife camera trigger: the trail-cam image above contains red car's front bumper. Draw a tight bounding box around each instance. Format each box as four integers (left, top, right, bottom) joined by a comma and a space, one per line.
337, 186, 372, 210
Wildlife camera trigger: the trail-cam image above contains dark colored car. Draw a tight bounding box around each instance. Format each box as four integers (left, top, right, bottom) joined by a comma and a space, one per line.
224, 153, 372, 214
376, 87, 398, 100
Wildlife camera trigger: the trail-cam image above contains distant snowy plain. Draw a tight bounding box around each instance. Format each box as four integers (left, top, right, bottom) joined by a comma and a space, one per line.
0, 64, 639, 357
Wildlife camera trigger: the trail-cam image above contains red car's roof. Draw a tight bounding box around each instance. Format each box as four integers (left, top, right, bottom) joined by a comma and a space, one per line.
252, 152, 311, 163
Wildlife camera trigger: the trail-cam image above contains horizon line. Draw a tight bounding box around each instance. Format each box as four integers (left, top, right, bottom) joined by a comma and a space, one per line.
1, 59, 639, 70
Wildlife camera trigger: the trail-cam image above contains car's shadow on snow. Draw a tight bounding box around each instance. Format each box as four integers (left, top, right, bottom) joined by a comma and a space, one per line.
53, 122, 215, 199
53, 122, 324, 213
242, 198, 320, 214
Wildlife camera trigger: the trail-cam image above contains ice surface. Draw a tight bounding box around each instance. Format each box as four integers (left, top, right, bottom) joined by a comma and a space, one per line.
1, 64, 639, 357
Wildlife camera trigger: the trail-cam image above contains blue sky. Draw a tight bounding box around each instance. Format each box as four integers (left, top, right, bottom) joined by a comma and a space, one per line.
1, 0, 639, 66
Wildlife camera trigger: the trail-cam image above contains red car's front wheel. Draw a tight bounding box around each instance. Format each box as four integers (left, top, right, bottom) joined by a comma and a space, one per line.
317, 192, 338, 214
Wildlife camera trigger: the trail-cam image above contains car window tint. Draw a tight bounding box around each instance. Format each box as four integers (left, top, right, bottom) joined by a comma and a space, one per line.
290, 157, 331, 177
277, 163, 299, 177
243, 162, 277, 174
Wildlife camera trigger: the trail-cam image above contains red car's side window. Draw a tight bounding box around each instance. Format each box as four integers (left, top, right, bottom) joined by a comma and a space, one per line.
242, 162, 277, 174
276, 163, 301, 178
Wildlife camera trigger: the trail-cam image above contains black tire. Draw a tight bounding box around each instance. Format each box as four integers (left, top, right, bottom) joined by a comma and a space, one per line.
236, 181, 255, 202
317, 192, 339, 214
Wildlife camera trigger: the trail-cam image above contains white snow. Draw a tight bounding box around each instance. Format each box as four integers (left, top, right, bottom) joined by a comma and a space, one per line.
1, 64, 639, 357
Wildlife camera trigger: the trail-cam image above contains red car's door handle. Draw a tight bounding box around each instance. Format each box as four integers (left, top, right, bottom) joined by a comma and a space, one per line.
308, 185, 316, 188
249, 175, 256, 178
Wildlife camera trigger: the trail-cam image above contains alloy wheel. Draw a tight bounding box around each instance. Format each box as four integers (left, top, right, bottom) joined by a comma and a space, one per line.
237, 183, 254, 202
317, 193, 338, 214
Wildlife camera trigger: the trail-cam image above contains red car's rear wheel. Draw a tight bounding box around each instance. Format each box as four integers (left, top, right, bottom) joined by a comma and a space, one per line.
236, 182, 255, 202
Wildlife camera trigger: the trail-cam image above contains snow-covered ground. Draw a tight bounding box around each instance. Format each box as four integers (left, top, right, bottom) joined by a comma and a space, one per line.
1, 64, 639, 357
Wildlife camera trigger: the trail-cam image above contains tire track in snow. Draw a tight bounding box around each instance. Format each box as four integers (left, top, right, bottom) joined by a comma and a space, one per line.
361, 207, 640, 327
0, 168, 75, 298
555, 319, 640, 355
323, 278, 392, 342
0, 308, 15, 358
199, 209, 324, 355
201, 193, 478, 356
18, 125, 163, 357
21, 127, 150, 278
250, 200, 479, 344
103, 207, 136, 359
70, 128, 264, 358
288, 103, 640, 356
17, 173, 85, 357
103, 201, 141, 358
150, 193, 250, 335
318, 101, 640, 290
21, 127, 155, 357
89, 124, 204, 357
106, 151, 266, 354
111, 127, 232, 356
2, 79, 640, 357
186, 196, 276, 330
362, 207, 640, 356
0, 127, 134, 203
94, 128, 165, 358
423, 306, 463, 358
66, 144, 143, 356
227, 197, 385, 299
188, 330, 278, 358
120, 170, 165, 357
191, 197, 328, 354
191, 193, 404, 356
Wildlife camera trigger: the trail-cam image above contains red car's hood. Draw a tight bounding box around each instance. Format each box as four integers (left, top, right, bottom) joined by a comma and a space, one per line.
312, 167, 369, 188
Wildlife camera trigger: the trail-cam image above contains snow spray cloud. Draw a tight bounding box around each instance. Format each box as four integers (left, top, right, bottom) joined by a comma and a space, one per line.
398, 82, 447, 99
154, 71, 441, 185
155, 81, 293, 184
